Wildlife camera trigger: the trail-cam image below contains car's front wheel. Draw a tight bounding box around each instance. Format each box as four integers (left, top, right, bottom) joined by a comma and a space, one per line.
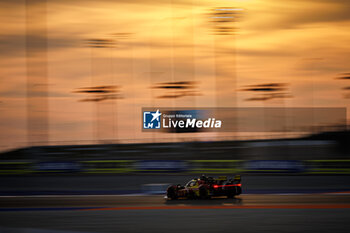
167, 186, 178, 200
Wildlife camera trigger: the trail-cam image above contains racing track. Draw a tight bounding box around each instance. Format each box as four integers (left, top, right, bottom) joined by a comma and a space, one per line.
0, 194, 349, 233
0, 175, 349, 232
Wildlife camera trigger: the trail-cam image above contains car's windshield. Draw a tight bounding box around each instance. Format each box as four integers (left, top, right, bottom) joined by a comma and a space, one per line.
185, 180, 197, 187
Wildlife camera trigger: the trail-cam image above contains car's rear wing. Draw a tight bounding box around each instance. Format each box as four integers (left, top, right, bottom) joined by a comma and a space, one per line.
217, 176, 227, 181
233, 175, 241, 183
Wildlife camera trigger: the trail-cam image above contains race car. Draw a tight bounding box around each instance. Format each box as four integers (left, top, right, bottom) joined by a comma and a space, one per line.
166, 175, 241, 200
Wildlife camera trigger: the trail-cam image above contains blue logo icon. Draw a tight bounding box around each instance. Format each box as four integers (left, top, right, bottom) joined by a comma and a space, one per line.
143, 109, 162, 129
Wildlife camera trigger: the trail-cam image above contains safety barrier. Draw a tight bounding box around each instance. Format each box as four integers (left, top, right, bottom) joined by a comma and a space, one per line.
134, 160, 188, 173
0, 160, 349, 175
0, 161, 32, 175
188, 160, 243, 174
304, 160, 350, 174
81, 160, 136, 173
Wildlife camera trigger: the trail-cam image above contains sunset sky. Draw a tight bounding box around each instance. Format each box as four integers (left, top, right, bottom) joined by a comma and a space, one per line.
0, 0, 350, 151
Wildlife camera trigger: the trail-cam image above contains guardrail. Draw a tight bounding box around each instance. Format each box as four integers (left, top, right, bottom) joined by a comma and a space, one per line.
81, 160, 136, 173
188, 160, 243, 174
0, 160, 349, 175
304, 160, 350, 174
0, 162, 32, 175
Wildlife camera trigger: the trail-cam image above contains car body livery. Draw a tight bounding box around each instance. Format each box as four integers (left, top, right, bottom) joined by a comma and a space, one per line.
166, 175, 241, 200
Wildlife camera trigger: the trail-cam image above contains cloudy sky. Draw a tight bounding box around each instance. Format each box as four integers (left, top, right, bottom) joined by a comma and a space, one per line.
0, 0, 349, 150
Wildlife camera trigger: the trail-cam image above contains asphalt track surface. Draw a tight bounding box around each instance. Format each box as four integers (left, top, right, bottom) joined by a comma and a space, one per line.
0, 175, 349, 233
0, 194, 350, 233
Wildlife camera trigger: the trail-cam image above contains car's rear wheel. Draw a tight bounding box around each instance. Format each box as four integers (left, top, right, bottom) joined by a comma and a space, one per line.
236, 186, 242, 195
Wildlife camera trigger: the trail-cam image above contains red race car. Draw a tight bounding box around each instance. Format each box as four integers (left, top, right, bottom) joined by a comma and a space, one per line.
166, 175, 241, 200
